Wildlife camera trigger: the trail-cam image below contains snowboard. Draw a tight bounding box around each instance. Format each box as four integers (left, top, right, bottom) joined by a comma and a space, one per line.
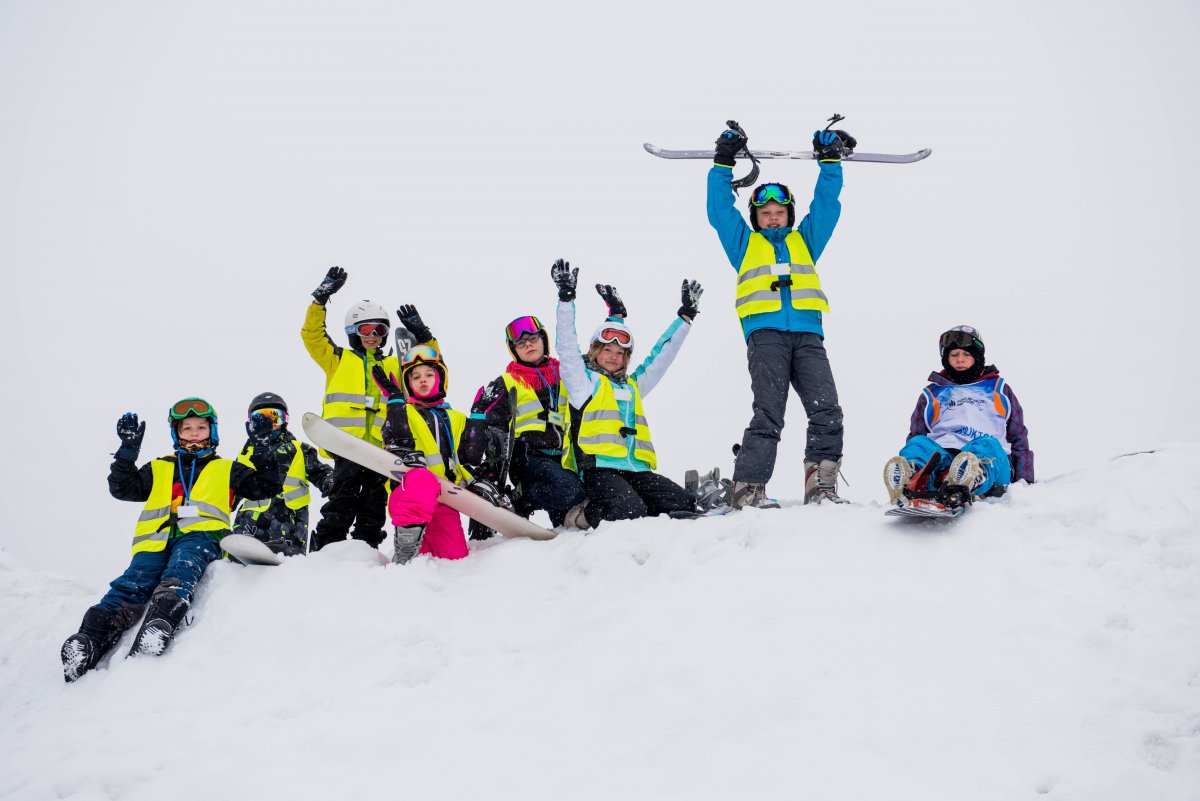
885, 498, 965, 519
644, 143, 932, 164
301, 413, 556, 541
222, 533, 286, 566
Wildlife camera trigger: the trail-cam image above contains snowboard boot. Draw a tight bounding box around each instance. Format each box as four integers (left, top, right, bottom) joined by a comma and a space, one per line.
563, 500, 591, 531
730, 481, 781, 510
804, 460, 848, 505
129, 584, 190, 658
468, 519, 496, 541
945, 451, 986, 492
392, 523, 427, 565
62, 605, 135, 682
883, 456, 915, 504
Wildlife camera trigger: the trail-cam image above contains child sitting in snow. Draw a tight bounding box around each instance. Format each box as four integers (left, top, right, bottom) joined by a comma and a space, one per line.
371, 308, 499, 564
883, 325, 1035, 509
60, 399, 280, 682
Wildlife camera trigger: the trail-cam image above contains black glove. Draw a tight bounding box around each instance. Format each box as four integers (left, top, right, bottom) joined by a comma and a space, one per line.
813, 129, 855, 162
312, 266, 347, 305
318, 474, 335, 496
551, 258, 578, 302
467, 478, 515, 512
395, 304, 433, 344
473, 381, 506, 413
678, 279, 703, 320
372, 364, 403, 401
714, 128, 746, 167
115, 412, 145, 461
247, 412, 275, 448
595, 284, 627, 318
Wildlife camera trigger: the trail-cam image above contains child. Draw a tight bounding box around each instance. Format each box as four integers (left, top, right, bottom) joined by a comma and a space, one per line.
550, 258, 700, 528
883, 325, 1035, 508
707, 122, 855, 508
461, 315, 586, 533
371, 316, 478, 564
60, 399, 280, 682
303, 266, 401, 550
232, 391, 334, 556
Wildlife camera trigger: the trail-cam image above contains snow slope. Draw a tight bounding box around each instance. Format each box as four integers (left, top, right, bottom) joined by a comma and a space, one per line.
2, 447, 1197, 801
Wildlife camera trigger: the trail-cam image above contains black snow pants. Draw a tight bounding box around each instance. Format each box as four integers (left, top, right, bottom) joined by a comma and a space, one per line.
733, 329, 844, 484
510, 448, 585, 528
581, 468, 694, 528
311, 455, 388, 550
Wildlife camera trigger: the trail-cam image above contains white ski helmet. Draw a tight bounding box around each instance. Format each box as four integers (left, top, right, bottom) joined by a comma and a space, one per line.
589, 320, 634, 352
344, 300, 390, 334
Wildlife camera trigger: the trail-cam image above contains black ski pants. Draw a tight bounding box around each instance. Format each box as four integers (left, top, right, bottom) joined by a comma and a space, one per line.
733, 329, 844, 484
582, 468, 694, 528
312, 455, 387, 550
511, 449, 585, 528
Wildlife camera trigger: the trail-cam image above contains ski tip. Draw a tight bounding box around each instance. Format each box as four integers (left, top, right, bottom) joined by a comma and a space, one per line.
642, 142, 659, 155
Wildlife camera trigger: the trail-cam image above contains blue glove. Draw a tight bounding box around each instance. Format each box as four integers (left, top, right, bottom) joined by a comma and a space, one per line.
813, 129, 855, 162
714, 129, 746, 167
115, 412, 145, 461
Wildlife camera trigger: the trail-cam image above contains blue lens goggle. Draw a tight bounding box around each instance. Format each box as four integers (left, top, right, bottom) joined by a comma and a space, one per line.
750, 183, 793, 207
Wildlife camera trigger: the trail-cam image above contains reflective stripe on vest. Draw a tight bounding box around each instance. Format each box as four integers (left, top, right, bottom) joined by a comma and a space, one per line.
408, 404, 470, 482
321, 350, 400, 447
500, 373, 572, 439
131, 458, 235, 554
237, 445, 309, 515
735, 231, 829, 318
575, 378, 656, 469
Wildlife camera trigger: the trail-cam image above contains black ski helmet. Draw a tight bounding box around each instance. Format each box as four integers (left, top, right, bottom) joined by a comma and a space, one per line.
939, 325, 985, 370
248, 391, 288, 416
748, 182, 796, 232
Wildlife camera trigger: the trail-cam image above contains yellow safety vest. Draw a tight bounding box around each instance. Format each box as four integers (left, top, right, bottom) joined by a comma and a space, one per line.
131, 458, 234, 554
575, 377, 656, 470
501, 373, 577, 473
735, 231, 829, 318
407, 404, 471, 482
236, 444, 309, 516
321, 349, 401, 450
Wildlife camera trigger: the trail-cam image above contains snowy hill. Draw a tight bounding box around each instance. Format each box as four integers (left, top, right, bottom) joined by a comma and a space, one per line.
2, 447, 1197, 801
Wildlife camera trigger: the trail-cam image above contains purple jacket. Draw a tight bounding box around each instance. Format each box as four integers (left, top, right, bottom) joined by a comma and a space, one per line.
907, 366, 1035, 483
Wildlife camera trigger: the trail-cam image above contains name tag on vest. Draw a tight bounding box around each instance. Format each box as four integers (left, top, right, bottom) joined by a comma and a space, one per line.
612, 388, 632, 401
177, 505, 202, 518
546, 410, 566, 428
770, 264, 791, 276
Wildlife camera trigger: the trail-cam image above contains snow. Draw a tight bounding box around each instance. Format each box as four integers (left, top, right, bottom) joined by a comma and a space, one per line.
2, 0, 1200, 798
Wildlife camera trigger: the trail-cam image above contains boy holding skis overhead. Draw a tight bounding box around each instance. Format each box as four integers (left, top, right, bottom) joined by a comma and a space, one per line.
61, 399, 280, 682
232, 391, 334, 556
883, 325, 1035, 510
707, 121, 855, 509
303, 266, 400, 551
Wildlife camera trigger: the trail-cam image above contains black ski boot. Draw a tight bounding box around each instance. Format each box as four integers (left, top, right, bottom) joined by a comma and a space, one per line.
128, 583, 190, 658
392, 523, 427, 565
62, 605, 136, 682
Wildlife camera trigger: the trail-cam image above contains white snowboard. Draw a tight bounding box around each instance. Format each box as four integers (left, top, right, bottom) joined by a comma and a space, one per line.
222, 533, 286, 566
301, 412, 556, 541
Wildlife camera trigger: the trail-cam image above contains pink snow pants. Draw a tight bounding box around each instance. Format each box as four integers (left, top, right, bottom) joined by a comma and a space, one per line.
387, 467, 468, 560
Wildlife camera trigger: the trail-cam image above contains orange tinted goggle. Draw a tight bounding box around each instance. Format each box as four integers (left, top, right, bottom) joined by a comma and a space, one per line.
170, 398, 215, 420
597, 327, 632, 349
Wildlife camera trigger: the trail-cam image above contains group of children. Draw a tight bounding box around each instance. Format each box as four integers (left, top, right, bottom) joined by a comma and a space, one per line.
61, 119, 1034, 682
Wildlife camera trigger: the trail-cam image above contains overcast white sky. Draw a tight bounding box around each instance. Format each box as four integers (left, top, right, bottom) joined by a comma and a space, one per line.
2, 0, 1198, 580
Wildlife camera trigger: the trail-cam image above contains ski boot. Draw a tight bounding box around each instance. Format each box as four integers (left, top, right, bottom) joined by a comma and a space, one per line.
883, 456, 915, 504
730, 481, 781, 510
62, 605, 136, 682
392, 523, 427, 565
128, 583, 190, 658
804, 460, 848, 504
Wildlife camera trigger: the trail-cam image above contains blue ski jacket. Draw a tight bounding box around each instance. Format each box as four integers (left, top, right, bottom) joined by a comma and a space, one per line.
706, 163, 843, 340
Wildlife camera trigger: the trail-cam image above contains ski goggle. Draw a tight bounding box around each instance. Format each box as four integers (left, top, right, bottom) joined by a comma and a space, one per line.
251, 407, 286, 429
402, 344, 442, 367
750, 183, 794, 207
505, 315, 545, 344
170, 397, 216, 420
596, 327, 633, 349
352, 322, 389, 337
939, 326, 983, 352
